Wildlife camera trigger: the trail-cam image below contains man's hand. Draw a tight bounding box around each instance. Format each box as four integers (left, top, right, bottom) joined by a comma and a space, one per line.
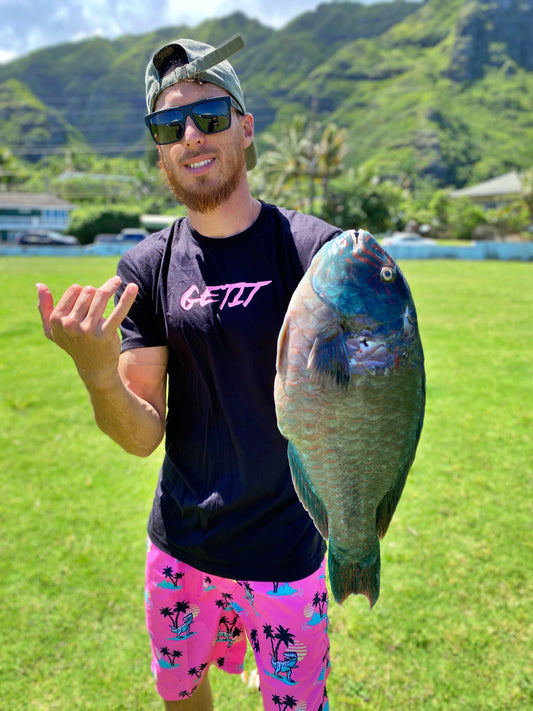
36, 276, 138, 390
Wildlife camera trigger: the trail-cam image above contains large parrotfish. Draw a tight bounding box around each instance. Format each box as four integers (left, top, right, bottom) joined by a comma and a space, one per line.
274, 229, 425, 605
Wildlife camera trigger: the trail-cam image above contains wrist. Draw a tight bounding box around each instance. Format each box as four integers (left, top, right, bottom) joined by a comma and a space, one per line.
77, 364, 121, 393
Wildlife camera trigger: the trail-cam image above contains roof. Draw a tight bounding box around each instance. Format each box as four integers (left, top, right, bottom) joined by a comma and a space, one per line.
450, 171, 523, 199
0, 192, 76, 209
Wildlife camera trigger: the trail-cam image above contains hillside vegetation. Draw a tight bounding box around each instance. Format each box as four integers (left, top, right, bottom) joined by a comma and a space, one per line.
1, 0, 533, 189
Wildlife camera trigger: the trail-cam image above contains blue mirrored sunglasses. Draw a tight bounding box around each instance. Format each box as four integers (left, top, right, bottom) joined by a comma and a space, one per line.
145, 96, 241, 146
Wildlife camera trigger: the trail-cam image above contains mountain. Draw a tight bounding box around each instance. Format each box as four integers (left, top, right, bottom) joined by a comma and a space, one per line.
1, 0, 533, 188
0, 78, 86, 161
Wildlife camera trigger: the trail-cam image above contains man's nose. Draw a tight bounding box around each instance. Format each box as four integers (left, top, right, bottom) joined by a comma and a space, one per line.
182, 117, 204, 146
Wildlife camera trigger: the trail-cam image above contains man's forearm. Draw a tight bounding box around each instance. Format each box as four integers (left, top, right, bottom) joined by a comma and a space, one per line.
86, 373, 165, 457
36, 278, 165, 456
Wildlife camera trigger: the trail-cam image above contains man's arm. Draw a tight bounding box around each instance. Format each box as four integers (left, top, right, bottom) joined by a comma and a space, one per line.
89, 344, 168, 456
37, 276, 168, 457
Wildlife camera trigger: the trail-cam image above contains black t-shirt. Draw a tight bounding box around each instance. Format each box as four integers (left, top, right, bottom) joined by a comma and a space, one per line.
116, 201, 341, 581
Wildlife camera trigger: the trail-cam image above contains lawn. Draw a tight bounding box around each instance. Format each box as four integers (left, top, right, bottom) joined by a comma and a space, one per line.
0, 256, 531, 710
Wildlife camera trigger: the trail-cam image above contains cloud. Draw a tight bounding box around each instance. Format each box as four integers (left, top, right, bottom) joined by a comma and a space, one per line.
0, 0, 391, 62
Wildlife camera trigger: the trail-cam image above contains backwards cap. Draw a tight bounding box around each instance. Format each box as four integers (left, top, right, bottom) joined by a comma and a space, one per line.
145, 34, 256, 170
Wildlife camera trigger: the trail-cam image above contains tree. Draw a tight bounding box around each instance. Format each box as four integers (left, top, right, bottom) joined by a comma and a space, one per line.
520, 168, 533, 224
315, 122, 348, 213
322, 166, 405, 233
446, 197, 486, 241
67, 205, 142, 244
273, 625, 296, 660
255, 117, 347, 216
258, 116, 310, 208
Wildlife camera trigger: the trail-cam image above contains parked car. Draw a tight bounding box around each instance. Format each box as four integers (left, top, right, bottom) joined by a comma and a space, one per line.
381, 232, 436, 247
94, 233, 120, 244
94, 228, 148, 244
16, 230, 80, 246
119, 228, 149, 241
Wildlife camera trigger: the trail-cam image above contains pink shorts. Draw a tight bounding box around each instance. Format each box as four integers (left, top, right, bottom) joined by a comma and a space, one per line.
145, 539, 330, 710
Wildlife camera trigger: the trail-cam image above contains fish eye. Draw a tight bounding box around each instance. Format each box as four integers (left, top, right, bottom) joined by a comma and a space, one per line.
380, 266, 395, 282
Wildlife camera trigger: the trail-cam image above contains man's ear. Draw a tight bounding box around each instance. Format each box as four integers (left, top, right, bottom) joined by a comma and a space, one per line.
241, 113, 254, 147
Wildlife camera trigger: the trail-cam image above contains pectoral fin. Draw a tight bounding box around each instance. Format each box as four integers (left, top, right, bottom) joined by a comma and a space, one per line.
287, 442, 329, 540
307, 332, 351, 391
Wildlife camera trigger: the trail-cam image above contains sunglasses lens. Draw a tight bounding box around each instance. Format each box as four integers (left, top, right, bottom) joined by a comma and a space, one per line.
149, 111, 185, 145
192, 99, 231, 134
146, 98, 233, 145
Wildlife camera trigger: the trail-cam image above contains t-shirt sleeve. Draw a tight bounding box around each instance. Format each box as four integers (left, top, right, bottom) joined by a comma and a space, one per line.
115, 242, 168, 352
288, 210, 343, 272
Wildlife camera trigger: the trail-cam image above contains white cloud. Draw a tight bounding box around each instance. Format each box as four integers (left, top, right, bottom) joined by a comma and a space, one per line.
0, 49, 16, 63
0, 0, 403, 63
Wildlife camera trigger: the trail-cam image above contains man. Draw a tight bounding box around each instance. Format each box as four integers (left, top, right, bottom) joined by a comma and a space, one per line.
37, 35, 341, 710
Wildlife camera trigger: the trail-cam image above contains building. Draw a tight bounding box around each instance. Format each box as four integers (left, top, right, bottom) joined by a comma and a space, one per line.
449, 171, 523, 207
0, 192, 75, 242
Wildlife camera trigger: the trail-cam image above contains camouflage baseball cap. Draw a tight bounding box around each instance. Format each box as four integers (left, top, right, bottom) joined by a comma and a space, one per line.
145, 34, 256, 170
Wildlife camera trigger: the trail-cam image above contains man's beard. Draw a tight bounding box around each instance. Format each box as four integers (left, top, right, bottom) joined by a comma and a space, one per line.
159, 148, 246, 214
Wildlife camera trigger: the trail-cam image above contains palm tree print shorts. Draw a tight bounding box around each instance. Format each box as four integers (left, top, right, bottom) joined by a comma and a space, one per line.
145, 539, 330, 710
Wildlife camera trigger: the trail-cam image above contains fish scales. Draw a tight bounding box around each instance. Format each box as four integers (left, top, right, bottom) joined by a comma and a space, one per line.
274, 229, 425, 606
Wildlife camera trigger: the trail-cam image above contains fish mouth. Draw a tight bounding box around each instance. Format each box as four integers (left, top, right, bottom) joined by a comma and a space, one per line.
345, 333, 396, 373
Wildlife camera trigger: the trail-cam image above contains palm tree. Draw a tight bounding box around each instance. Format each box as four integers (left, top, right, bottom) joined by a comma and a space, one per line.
263, 623, 276, 656
162, 566, 174, 580
187, 663, 208, 680
161, 566, 184, 587
215, 592, 233, 609
258, 117, 347, 217
273, 625, 296, 661
239, 580, 255, 604
259, 117, 311, 208
312, 590, 328, 618
316, 122, 347, 210
282, 694, 298, 709
159, 606, 173, 622
272, 694, 283, 709
250, 627, 260, 653
160, 646, 171, 665
171, 600, 190, 629
219, 615, 230, 633
171, 649, 183, 666
312, 591, 322, 614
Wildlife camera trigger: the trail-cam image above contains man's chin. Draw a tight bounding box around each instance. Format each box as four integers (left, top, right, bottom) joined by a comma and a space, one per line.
159, 154, 245, 214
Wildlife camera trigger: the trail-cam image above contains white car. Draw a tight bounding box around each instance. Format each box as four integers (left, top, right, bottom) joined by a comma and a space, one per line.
381, 232, 436, 247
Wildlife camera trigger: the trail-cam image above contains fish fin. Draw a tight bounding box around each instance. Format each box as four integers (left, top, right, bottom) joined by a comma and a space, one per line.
375, 464, 411, 539
308, 333, 351, 391
376, 391, 425, 538
275, 317, 289, 373
287, 442, 329, 540
328, 541, 380, 607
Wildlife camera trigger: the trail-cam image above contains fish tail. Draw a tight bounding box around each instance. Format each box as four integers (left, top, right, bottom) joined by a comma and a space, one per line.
328, 543, 380, 607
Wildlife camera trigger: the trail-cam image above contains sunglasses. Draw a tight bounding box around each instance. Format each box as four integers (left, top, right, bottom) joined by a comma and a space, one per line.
145, 96, 241, 146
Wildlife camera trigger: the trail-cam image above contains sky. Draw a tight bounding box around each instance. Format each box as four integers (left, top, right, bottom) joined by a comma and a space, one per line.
0, 0, 400, 63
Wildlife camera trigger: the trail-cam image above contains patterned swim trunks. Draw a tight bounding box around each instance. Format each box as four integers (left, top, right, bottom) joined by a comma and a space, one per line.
145, 539, 330, 710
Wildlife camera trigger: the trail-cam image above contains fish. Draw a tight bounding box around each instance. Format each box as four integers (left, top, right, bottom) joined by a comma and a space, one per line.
274, 229, 425, 606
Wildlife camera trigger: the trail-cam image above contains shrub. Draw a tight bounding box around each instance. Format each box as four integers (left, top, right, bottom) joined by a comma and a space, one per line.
68, 205, 142, 244
446, 198, 487, 240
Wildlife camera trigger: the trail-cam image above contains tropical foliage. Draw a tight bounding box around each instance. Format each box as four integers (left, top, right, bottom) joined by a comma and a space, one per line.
2, 0, 533, 239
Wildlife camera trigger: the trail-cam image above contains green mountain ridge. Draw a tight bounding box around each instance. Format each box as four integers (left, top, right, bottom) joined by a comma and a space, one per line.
1, 0, 533, 188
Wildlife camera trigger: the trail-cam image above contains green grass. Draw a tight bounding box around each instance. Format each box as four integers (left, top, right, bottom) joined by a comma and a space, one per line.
1, 256, 531, 710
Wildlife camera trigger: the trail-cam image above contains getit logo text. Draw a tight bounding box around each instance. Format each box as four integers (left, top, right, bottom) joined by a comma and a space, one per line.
180, 281, 272, 311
